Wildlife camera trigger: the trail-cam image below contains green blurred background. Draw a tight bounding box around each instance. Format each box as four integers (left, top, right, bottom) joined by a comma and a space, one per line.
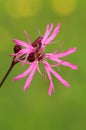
0, 0, 86, 130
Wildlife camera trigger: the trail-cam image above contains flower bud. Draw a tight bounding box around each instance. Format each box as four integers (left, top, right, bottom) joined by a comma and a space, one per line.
14, 45, 22, 53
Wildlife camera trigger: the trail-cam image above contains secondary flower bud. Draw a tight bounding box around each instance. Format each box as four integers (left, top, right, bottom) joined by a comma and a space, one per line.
14, 45, 22, 53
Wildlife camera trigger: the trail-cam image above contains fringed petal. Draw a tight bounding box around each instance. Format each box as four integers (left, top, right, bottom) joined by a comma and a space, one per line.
13, 39, 29, 48
42, 24, 53, 44
24, 61, 38, 90
55, 59, 78, 70
45, 22, 60, 45
54, 48, 77, 58
13, 61, 37, 81
44, 63, 54, 96
43, 60, 70, 88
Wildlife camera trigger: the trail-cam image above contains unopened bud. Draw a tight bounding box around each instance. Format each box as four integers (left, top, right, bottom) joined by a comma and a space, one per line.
14, 45, 22, 53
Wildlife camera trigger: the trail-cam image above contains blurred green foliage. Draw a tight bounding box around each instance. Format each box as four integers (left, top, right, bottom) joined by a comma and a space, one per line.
0, 0, 86, 130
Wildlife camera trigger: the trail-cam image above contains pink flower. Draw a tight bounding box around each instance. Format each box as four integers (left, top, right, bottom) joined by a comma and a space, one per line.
12, 23, 78, 96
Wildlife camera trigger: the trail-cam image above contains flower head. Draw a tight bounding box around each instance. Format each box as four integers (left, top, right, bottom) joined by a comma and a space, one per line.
11, 22, 78, 96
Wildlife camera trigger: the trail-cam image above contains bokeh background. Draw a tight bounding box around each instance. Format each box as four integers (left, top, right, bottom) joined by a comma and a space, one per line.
0, 0, 86, 130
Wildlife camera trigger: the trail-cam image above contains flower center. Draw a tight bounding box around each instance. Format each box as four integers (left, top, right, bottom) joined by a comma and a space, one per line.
28, 36, 44, 62
27, 52, 35, 62
27, 51, 44, 62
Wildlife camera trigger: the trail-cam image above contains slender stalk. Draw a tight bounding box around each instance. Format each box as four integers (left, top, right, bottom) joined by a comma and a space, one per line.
0, 60, 15, 88
0, 55, 25, 88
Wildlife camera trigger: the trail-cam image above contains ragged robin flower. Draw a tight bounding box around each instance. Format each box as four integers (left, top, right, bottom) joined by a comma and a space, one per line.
11, 22, 78, 96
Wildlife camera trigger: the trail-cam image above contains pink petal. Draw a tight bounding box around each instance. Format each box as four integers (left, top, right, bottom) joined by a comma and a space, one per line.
42, 24, 53, 43
24, 62, 38, 90
10, 49, 28, 60
55, 59, 78, 70
21, 53, 31, 65
48, 82, 54, 96
49, 67, 70, 87
16, 59, 31, 65
13, 39, 33, 50
45, 22, 60, 44
13, 39, 29, 48
44, 64, 54, 96
54, 48, 77, 58
14, 61, 37, 81
14, 49, 28, 59
46, 54, 78, 70
43, 61, 70, 88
